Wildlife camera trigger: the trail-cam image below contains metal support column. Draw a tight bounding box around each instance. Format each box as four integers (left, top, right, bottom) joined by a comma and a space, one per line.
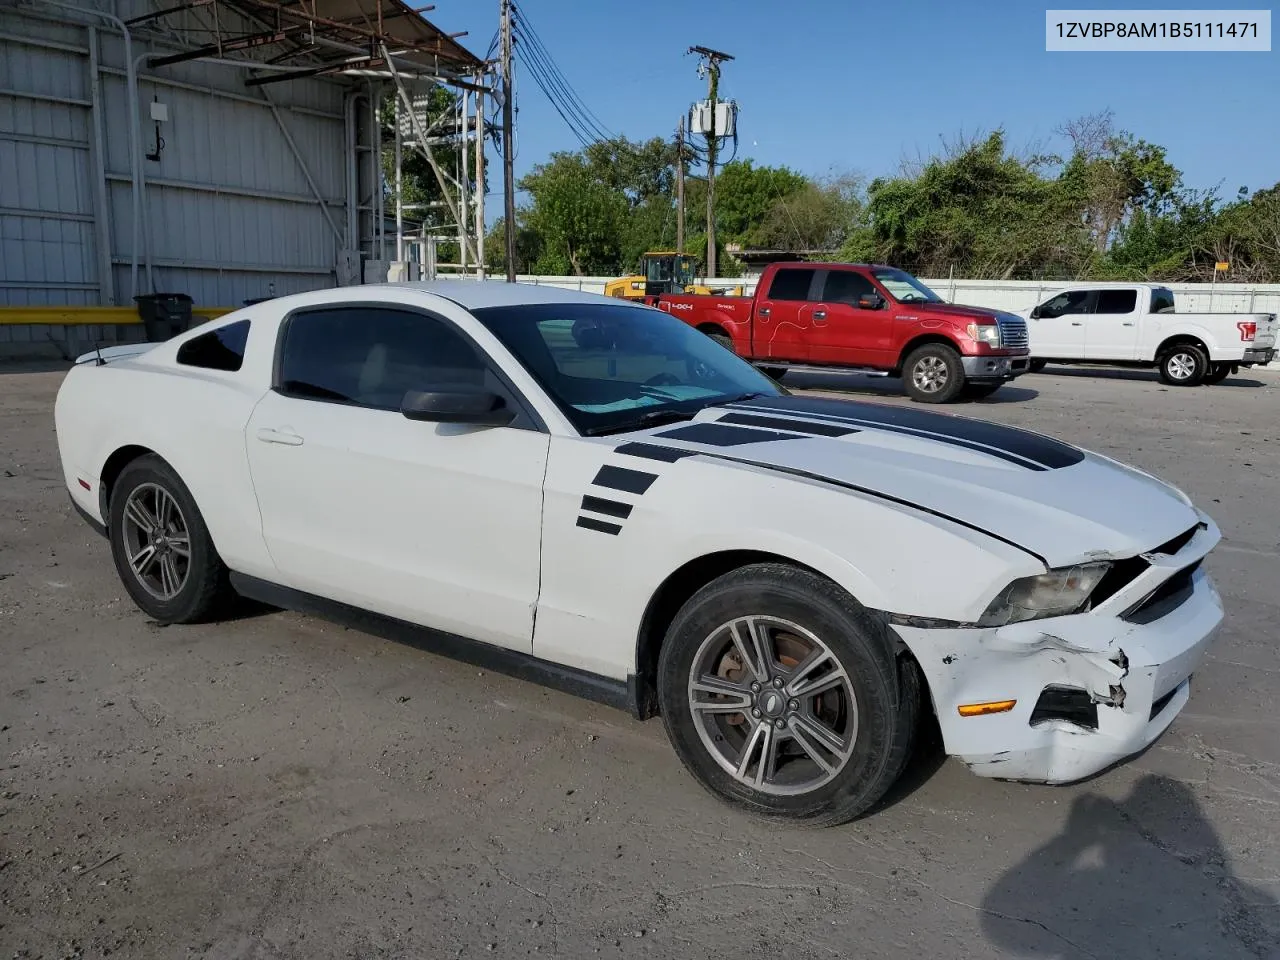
86, 26, 115, 304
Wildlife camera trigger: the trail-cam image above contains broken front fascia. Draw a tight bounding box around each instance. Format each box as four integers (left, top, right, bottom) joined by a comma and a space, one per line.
891, 564, 1224, 784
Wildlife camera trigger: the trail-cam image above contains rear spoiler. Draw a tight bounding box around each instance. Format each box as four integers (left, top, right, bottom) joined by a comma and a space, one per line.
73, 342, 158, 366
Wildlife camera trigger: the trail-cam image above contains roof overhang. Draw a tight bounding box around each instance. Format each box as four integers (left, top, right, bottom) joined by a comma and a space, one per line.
132, 0, 488, 88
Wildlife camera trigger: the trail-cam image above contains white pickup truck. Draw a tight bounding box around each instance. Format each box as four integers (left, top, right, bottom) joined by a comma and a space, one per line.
1018, 282, 1277, 385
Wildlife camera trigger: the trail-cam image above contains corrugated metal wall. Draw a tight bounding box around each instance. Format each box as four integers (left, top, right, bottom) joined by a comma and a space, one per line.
1, 3, 351, 307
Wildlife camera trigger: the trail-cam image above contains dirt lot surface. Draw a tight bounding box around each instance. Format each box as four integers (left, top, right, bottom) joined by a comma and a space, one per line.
2, 362, 1279, 960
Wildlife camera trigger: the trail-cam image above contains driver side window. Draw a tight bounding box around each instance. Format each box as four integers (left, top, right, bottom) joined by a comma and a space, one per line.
821, 270, 877, 306
277, 306, 488, 411
1038, 290, 1095, 319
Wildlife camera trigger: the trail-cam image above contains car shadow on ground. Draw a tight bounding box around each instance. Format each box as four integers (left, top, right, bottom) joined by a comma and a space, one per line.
1038, 366, 1267, 388
780, 372, 1040, 405
980, 774, 1280, 958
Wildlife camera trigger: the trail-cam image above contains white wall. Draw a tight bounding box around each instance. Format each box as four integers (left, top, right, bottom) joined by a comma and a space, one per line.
508, 275, 1280, 316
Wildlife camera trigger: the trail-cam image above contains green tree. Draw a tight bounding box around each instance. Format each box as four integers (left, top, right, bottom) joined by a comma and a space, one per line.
519, 152, 629, 275
752, 173, 864, 251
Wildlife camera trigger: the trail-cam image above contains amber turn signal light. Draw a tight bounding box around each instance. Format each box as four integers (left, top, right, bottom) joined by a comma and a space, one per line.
957, 699, 1017, 717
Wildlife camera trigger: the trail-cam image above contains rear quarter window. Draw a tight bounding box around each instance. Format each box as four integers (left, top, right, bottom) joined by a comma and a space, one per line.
176, 319, 250, 372
766, 268, 816, 301
1150, 288, 1176, 314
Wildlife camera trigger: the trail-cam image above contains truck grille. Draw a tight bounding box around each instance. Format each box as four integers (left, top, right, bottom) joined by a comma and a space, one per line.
999, 316, 1029, 350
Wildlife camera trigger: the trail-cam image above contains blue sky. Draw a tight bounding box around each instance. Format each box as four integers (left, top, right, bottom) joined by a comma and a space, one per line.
438, 0, 1278, 203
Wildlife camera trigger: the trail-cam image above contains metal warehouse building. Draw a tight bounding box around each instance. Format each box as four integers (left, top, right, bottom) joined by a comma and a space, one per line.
1, 0, 485, 322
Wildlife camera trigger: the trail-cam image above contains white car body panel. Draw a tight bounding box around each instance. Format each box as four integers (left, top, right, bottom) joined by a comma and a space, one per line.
1019, 282, 1277, 364
53, 280, 1226, 788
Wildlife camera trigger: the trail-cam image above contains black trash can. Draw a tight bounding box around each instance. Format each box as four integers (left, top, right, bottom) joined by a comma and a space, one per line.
134, 293, 194, 342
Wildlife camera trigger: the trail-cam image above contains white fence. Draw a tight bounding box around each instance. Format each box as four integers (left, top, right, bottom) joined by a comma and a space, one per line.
509, 275, 1280, 316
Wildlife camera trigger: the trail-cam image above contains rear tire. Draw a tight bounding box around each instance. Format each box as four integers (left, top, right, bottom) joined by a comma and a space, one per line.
656, 563, 919, 825
756, 365, 786, 381
903, 344, 965, 403
1202, 363, 1231, 385
108, 454, 229, 624
1157, 344, 1209, 386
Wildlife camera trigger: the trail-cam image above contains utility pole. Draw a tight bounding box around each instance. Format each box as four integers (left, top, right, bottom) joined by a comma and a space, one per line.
675, 115, 685, 254
475, 72, 486, 279
500, 0, 516, 281
688, 45, 733, 278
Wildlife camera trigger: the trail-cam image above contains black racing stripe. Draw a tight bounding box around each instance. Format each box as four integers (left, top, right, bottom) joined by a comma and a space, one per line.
576, 516, 622, 535
592, 464, 658, 494
653, 422, 802, 447
581, 495, 633, 519
730, 402, 1051, 471
613, 442, 698, 462
732, 395, 1085, 470
717, 412, 860, 438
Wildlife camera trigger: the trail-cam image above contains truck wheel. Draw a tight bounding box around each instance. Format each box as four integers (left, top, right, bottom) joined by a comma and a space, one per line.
656, 562, 919, 826
903, 344, 965, 403
756, 365, 786, 381
1203, 363, 1231, 384
705, 330, 735, 353
1028, 359, 1048, 373
1157, 344, 1209, 386
961, 383, 1001, 400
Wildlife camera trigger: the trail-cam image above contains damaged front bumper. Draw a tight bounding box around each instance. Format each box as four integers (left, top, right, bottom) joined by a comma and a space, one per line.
893, 533, 1224, 784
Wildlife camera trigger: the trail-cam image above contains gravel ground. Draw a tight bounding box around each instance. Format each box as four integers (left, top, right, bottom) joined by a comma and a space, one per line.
2, 362, 1278, 960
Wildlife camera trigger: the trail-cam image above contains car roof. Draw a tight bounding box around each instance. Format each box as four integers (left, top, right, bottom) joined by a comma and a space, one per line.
373, 279, 646, 310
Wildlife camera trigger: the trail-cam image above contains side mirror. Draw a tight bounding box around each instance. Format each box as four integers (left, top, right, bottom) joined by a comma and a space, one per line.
1029, 306, 1042, 319
857, 292, 885, 310
401, 386, 514, 426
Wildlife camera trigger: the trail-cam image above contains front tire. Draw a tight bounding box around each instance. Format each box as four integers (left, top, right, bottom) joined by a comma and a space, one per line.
108, 454, 229, 624
656, 563, 919, 825
755, 365, 786, 381
903, 344, 965, 403
1028, 359, 1048, 373
1157, 344, 1209, 386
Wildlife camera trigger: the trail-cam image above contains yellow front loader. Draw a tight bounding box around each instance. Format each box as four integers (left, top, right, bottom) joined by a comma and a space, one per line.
605, 252, 744, 300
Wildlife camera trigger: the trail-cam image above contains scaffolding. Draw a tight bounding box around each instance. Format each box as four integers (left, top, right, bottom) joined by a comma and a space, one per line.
85, 0, 492, 281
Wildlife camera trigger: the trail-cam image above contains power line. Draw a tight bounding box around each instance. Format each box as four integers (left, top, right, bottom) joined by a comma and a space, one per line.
511, 2, 614, 143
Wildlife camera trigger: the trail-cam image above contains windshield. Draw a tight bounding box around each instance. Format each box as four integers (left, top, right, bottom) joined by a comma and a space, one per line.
871, 268, 943, 304
471, 302, 781, 435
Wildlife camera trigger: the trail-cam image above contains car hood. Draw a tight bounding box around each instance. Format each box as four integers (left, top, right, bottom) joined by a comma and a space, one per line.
621, 395, 1199, 567
907, 302, 1019, 323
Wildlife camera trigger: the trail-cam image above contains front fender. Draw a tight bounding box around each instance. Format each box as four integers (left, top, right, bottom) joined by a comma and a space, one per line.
532, 437, 1042, 680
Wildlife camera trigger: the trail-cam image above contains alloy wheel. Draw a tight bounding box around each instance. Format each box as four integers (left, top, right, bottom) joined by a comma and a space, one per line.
912, 356, 949, 394
687, 615, 858, 796
121, 482, 191, 601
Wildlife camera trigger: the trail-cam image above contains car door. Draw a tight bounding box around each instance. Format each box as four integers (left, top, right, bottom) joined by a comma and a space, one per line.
1083, 287, 1142, 360
244, 303, 549, 653
806, 268, 893, 366
1029, 289, 1095, 358
754, 267, 818, 361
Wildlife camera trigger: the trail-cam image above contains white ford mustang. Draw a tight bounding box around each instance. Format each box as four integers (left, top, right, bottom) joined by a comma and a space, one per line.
54, 281, 1224, 825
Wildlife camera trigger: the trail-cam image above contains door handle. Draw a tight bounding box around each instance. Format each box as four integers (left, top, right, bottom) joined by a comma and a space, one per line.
1122, 322, 1134, 326
758, 307, 771, 317
1070, 322, 1083, 326
813, 310, 827, 320
256, 426, 304, 446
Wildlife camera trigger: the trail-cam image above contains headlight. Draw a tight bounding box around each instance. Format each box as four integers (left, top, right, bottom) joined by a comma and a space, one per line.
978, 562, 1112, 626
966, 322, 1002, 346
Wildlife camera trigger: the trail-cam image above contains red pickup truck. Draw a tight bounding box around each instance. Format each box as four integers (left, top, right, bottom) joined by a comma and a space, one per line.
651, 262, 1032, 403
